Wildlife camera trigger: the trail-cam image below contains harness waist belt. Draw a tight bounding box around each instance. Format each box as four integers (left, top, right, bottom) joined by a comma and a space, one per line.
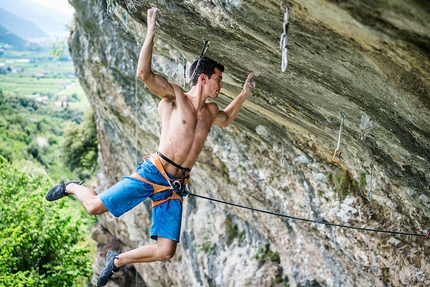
157, 151, 191, 172
130, 153, 190, 208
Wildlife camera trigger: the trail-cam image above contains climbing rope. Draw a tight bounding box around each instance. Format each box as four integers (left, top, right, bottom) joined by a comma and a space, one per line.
367, 164, 374, 201
188, 39, 210, 84
189, 192, 428, 238
112, 146, 121, 250
332, 112, 346, 162
181, 53, 187, 88
279, 7, 289, 72
183, 59, 187, 88
102, 0, 427, 243
134, 61, 139, 166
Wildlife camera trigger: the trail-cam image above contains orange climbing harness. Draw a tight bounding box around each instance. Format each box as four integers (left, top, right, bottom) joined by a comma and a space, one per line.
130, 153, 190, 208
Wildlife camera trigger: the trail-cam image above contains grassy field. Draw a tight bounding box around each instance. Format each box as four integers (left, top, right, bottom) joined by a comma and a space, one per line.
0, 47, 89, 111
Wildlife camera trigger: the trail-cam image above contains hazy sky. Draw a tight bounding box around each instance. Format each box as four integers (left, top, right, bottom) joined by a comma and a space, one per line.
29, 0, 75, 16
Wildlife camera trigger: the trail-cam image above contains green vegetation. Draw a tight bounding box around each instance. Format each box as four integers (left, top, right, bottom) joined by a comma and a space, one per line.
317, 189, 329, 202
327, 169, 350, 201
225, 215, 244, 246
0, 91, 96, 182
195, 229, 215, 253
359, 173, 366, 189
253, 242, 280, 266
0, 44, 98, 285
327, 169, 348, 201
62, 110, 98, 180
0, 155, 95, 286
327, 168, 365, 201
275, 275, 290, 286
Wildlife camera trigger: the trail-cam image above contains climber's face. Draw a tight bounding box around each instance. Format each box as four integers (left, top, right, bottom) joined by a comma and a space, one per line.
204, 68, 223, 99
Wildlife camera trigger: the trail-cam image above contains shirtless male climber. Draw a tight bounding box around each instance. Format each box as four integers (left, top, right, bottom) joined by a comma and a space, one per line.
45, 7, 255, 287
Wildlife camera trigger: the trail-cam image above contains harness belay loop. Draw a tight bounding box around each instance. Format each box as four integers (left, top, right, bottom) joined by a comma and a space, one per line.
159, 155, 191, 199
171, 180, 190, 197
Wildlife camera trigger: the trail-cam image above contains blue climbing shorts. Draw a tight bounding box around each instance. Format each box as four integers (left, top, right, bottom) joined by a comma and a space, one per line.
99, 157, 183, 242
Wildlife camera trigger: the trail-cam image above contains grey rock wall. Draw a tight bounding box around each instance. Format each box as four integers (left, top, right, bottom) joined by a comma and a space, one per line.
68, 0, 430, 286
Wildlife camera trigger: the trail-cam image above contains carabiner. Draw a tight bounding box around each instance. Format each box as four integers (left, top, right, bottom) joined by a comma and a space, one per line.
332, 112, 346, 162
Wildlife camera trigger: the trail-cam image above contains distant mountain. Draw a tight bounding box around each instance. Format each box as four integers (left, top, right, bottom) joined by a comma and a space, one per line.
0, 8, 47, 39
0, 24, 27, 47
0, 0, 73, 38
0, 24, 40, 50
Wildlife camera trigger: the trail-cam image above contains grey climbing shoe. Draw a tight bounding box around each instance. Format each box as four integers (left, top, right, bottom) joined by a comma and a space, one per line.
97, 250, 121, 287
45, 180, 83, 201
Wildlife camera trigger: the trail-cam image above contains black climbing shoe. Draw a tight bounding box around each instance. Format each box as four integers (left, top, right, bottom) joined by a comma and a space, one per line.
97, 250, 121, 287
45, 180, 83, 201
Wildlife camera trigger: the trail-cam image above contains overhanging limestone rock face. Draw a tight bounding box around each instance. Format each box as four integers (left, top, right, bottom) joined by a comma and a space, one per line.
68, 0, 430, 286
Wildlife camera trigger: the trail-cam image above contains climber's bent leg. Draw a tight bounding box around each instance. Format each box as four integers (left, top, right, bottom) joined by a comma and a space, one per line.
67, 183, 107, 215
114, 237, 177, 267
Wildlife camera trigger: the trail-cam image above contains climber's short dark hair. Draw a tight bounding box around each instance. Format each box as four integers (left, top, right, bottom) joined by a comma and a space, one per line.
189, 56, 224, 86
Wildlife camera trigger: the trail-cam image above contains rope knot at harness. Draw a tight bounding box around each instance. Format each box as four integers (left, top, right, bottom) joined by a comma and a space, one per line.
171, 180, 190, 197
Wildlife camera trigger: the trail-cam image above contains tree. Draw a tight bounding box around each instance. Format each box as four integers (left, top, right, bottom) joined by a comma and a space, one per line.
61, 109, 98, 180
0, 89, 4, 106
50, 40, 66, 60
0, 155, 94, 286
27, 139, 48, 167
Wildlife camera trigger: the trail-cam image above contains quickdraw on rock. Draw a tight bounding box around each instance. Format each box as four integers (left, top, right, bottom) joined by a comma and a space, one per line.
367, 164, 374, 201
332, 112, 346, 162
107, 0, 115, 15
101, 0, 115, 24
279, 7, 289, 72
